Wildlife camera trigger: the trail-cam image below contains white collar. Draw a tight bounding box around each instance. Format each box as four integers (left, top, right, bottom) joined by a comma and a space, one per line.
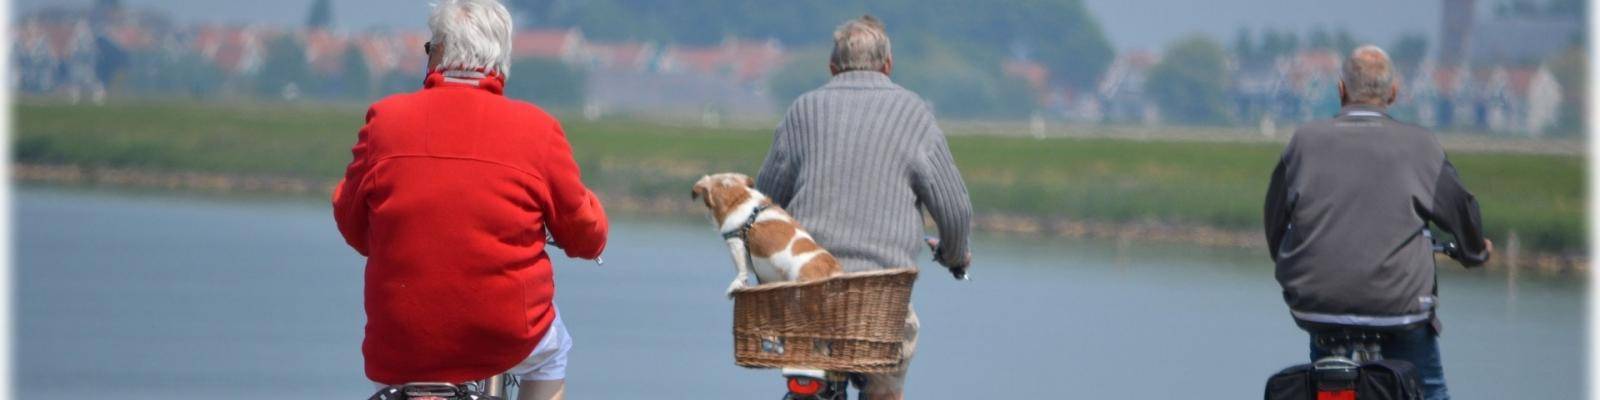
441, 69, 488, 86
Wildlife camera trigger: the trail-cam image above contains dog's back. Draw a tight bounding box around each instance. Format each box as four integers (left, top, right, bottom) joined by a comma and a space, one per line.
693, 173, 843, 285
742, 208, 842, 282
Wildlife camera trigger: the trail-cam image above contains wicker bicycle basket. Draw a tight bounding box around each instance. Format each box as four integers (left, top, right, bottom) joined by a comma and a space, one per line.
730, 268, 918, 373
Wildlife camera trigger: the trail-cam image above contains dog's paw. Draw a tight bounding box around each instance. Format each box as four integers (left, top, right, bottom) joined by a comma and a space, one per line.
725, 279, 749, 298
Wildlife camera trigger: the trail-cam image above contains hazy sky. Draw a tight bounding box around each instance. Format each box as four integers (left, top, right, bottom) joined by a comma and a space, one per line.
15, 0, 1443, 50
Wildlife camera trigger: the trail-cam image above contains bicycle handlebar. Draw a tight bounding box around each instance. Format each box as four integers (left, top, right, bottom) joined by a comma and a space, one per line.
1433, 241, 1462, 259
925, 237, 969, 281
1424, 229, 1462, 260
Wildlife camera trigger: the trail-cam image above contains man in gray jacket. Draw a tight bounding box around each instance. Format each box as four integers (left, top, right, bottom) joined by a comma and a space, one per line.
756, 15, 972, 400
1264, 45, 1493, 400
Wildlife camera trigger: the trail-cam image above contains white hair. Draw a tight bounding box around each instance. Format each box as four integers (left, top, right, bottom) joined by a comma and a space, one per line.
1341, 45, 1395, 105
830, 15, 891, 72
429, 0, 514, 76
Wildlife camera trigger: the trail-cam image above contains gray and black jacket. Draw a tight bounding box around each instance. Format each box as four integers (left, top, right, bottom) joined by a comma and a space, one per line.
1264, 105, 1490, 329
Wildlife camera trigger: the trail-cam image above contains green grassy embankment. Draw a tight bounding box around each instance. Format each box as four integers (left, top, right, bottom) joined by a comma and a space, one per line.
13, 100, 1586, 259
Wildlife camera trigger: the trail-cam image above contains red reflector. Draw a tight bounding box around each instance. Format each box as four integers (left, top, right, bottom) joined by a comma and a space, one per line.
1317, 390, 1356, 400
788, 378, 822, 395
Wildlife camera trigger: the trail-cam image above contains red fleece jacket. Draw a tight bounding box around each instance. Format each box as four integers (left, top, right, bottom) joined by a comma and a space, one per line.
333, 72, 608, 384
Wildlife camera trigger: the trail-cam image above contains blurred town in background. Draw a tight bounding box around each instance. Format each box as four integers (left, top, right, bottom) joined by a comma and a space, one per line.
9, 2, 1592, 398
8, 0, 1589, 267
11, 0, 1588, 136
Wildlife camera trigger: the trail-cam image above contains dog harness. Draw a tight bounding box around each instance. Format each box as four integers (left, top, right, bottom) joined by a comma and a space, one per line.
722, 203, 771, 241
722, 203, 771, 267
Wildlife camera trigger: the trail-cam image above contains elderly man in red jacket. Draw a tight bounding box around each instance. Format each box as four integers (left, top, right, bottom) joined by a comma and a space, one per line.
333, 1, 606, 399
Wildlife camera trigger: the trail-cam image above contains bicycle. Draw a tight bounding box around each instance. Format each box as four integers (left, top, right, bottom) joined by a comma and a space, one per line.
777, 237, 965, 400
368, 375, 515, 400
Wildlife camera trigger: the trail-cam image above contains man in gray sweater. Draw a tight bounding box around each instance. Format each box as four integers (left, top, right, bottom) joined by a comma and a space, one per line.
756, 15, 972, 399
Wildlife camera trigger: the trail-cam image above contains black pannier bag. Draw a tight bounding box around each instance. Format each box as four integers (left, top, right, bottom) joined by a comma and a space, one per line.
1265, 364, 1313, 400
1355, 359, 1424, 400
1265, 359, 1423, 400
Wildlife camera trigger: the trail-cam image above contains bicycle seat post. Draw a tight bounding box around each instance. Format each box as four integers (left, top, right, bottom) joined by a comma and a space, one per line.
1355, 340, 1383, 363
485, 374, 508, 398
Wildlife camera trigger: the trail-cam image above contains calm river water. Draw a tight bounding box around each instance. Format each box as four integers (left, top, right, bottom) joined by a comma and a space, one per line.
15, 186, 1585, 399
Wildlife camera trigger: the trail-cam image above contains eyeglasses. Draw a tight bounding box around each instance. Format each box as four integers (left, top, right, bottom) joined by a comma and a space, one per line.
424, 42, 434, 56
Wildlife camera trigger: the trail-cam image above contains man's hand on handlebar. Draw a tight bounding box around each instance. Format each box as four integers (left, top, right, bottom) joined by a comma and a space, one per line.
925, 237, 971, 281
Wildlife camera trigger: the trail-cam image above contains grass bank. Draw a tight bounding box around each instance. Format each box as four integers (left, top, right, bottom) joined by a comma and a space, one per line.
13, 100, 1586, 258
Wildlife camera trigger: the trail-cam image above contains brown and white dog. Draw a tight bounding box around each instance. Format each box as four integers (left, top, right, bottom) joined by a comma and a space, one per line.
691, 173, 843, 295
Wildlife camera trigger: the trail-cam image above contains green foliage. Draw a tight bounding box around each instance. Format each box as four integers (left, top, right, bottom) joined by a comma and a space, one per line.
765, 48, 830, 107
1495, 0, 1548, 16
892, 0, 1113, 90
765, 44, 1038, 119
1390, 33, 1428, 76
895, 41, 1037, 119
1260, 29, 1299, 59
509, 0, 1114, 90
504, 58, 587, 108
1545, 0, 1587, 15
340, 44, 371, 100
1147, 35, 1231, 125
1306, 26, 1359, 53
307, 0, 334, 30
119, 50, 226, 99
1493, 0, 1587, 46
1232, 28, 1255, 66
255, 35, 313, 99
375, 70, 422, 98
1233, 27, 1300, 70
13, 100, 1584, 253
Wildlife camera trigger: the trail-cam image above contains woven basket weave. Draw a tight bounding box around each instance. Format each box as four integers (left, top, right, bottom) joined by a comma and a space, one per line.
730, 268, 918, 373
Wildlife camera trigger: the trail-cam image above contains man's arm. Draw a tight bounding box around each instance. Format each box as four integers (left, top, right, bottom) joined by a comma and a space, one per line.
912, 122, 973, 270
755, 115, 798, 207
1263, 153, 1293, 262
332, 107, 377, 256
540, 123, 609, 260
1424, 159, 1490, 267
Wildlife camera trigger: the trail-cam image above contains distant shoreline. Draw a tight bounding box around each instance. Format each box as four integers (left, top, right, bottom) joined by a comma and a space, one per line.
14, 163, 1585, 274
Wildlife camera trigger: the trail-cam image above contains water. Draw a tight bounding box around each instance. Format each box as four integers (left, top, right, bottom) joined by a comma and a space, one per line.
15, 186, 1586, 399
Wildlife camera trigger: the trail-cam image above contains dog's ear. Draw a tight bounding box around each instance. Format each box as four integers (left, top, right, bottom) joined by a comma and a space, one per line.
741, 175, 755, 188
691, 183, 708, 201
691, 183, 715, 208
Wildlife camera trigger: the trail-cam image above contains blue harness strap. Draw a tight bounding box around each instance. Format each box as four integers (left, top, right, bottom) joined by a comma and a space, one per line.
722, 203, 771, 241
722, 203, 771, 271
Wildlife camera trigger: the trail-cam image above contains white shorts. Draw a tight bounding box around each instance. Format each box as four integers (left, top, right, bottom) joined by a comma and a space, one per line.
371, 308, 572, 387
509, 308, 571, 381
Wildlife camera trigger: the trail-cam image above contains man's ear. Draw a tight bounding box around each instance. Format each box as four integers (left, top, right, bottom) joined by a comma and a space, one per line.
1338, 82, 1349, 106
1386, 83, 1399, 106
881, 57, 893, 76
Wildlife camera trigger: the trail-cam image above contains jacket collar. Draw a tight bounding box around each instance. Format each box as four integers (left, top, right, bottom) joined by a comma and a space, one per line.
1337, 104, 1390, 119
825, 70, 898, 89
423, 69, 505, 95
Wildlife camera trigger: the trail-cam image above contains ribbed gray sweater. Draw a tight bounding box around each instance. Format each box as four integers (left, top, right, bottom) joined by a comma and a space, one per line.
756, 71, 972, 273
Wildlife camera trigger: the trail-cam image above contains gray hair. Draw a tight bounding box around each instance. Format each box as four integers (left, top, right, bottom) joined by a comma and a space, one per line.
428, 0, 514, 76
1341, 45, 1395, 105
830, 15, 891, 72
